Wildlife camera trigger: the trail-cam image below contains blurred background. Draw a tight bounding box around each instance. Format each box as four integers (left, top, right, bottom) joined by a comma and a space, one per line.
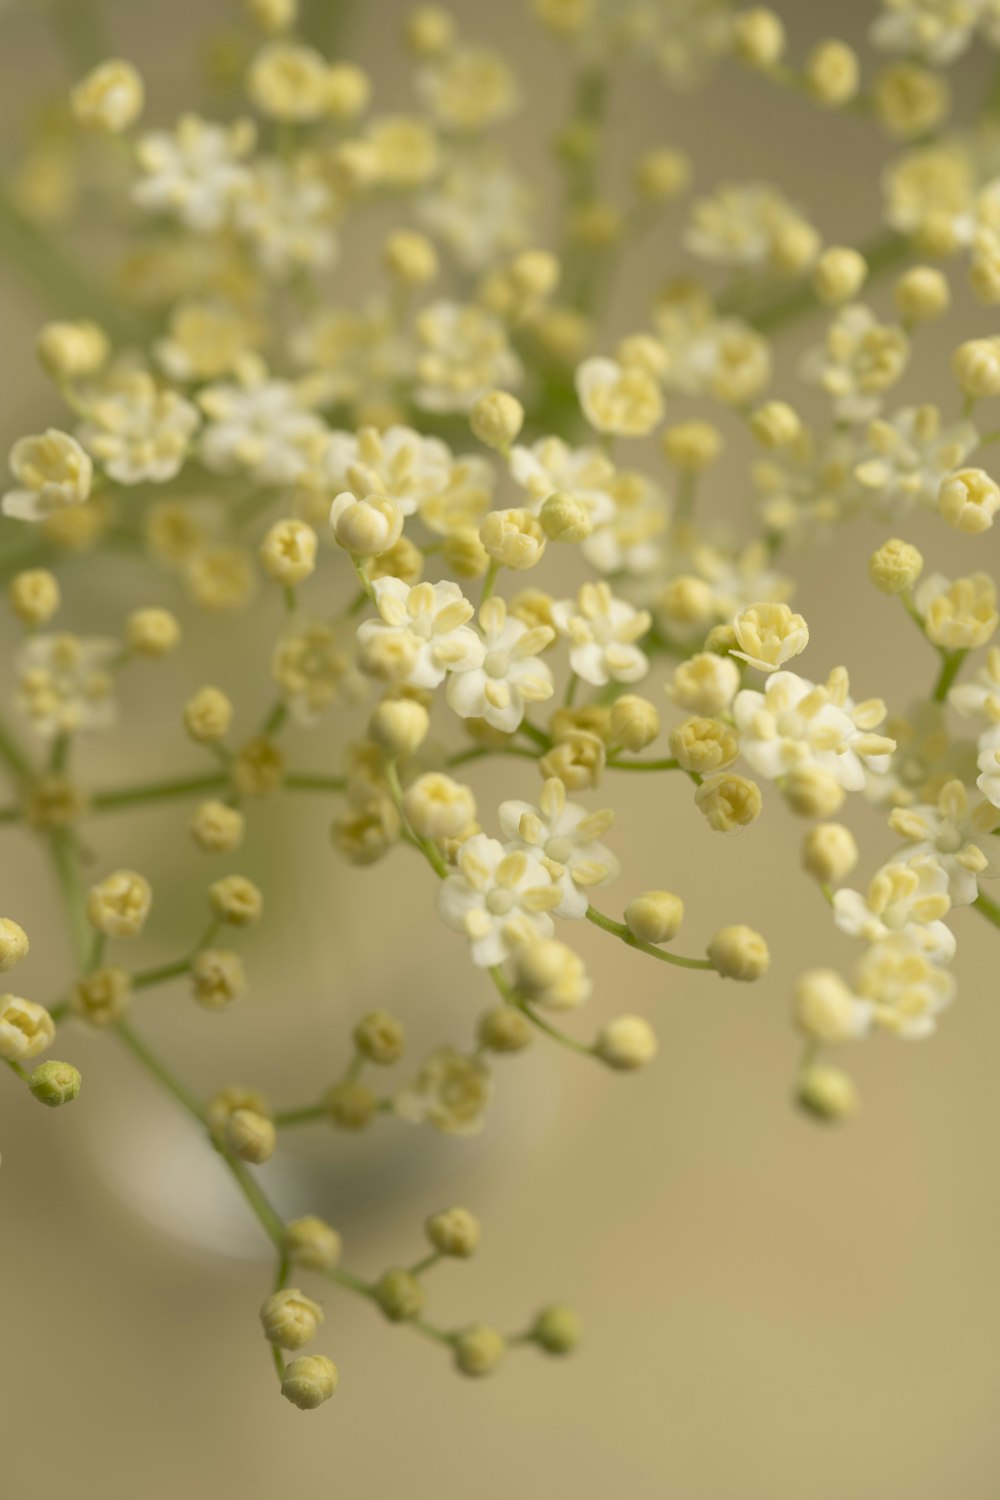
3, 1, 1000, 1496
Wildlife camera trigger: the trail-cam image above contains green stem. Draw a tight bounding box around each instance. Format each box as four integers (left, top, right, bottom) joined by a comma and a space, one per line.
931, 649, 967, 704
49, 831, 91, 967
973, 892, 1000, 930
91, 772, 229, 811
585, 905, 715, 971
720, 229, 909, 335
283, 773, 347, 793
273, 1103, 329, 1129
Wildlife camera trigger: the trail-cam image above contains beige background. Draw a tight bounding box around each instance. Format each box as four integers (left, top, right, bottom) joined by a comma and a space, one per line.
3, 2, 1000, 1497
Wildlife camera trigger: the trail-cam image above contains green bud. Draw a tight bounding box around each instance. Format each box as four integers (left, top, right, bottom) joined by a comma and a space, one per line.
531, 1304, 582, 1355
28, 1059, 81, 1107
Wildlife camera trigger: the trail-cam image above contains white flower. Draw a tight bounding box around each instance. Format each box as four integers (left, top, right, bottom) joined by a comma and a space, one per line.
272, 620, 362, 727
133, 115, 255, 232
438, 833, 560, 967
801, 304, 910, 423
2, 430, 92, 521
416, 152, 531, 272
854, 934, 957, 1039
498, 778, 619, 919
445, 597, 554, 732
235, 159, 337, 279
889, 779, 1000, 905
551, 582, 651, 687
833, 854, 955, 963
871, 0, 983, 64
356, 578, 483, 689
732, 669, 895, 789
16, 633, 118, 738
199, 378, 327, 485
77, 370, 199, 484
509, 437, 617, 528
414, 300, 522, 413
323, 425, 455, 518
575, 356, 664, 437
854, 405, 978, 517
581, 470, 666, 576
685, 182, 817, 271
394, 1048, 492, 1136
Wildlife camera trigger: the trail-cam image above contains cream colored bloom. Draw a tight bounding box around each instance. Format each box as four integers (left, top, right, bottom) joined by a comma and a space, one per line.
246, 41, 331, 120
394, 1047, 493, 1135
733, 669, 894, 790
87, 870, 152, 939
357, 577, 483, 689
3, 430, 92, 522
199, 378, 326, 485
0, 997, 55, 1061
855, 406, 977, 518
78, 370, 199, 485
686, 182, 818, 272
667, 652, 741, 716
71, 60, 144, 132
446, 597, 554, 732
17, 633, 118, 737
134, 115, 256, 232
70, 965, 132, 1025
915, 572, 998, 650
834, 854, 955, 962
415, 301, 522, 413
802, 305, 910, 421
330, 491, 403, 557
938, 467, 1000, 534
552, 582, 651, 687
854, 935, 956, 1039
575, 357, 664, 437
732, 602, 809, 673
889, 780, 1000, 905
499, 777, 618, 919
403, 773, 476, 841
795, 969, 872, 1044
418, 46, 518, 131
438, 833, 560, 967
694, 773, 763, 834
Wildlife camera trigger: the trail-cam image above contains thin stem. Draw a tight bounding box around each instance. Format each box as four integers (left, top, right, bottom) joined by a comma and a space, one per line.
113, 1020, 205, 1118
479, 559, 500, 606
973, 891, 1000, 930
0, 710, 32, 781
49, 831, 91, 967
131, 957, 193, 992
585, 905, 715, 971
273, 1103, 329, 1129
408, 1252, 443, 1277
91, 772, 229, 811
283, 772, 347, 793
931, 649, 967, 704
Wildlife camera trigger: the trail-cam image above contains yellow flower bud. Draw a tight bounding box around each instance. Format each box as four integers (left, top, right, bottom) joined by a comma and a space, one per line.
781, 764, 846, 818
71, 59, 144, 132
260, 1287, 323, 1349
633, 147, 691, 202
247, 41, 331, 121
532, 1304, 582, 1354
454, 1325, 506, 1376
869, 538, 924, 594
661, 420, 722, 472
281, 1354, 338, 1409
707, 925, 770, 981
126, 607, 181, 657
595, 1014, 657, 1070
209, 875, 263, 927
259, 518, 317, 586
732, 8, 786, 67
330, 492, 403, 557
404, 5, 455, 57
184, 686, 233, 744
952, 338, 1000, 398
383, 229, 439, 286
624, 891, 684, 945
353, 1010, 405, 1065
695, 772, 763, 834
0, 996, 55, 1061
191, 949, 246, 1010
478, 1005, 533, 1052
798, 1065, 859, 1122
539, 491, 593, 542
938, 468, 1000, 535
539, 729, 605, 790
802, 823, 859, 885
233, 737, 284, 798
325, 63, 371, 121
325, 1080, 378, 1129
812, 246, 868, 305
874, 62, 949, 141
403, 772, 476, 840
245, 0, 297, 33
513, 939, 591, 1010
805, 40, 860, 107
369, 698, 430, 758
374, 1268, 425, 1322
70, 966, 130, 1026
286, 1216, 343, 1272
426, 1206, 481, 1257
0, 918, 29, 972
469, 391, 525, 451
190, 800, 245, 855
36, 320, 109, 381
225, 1107, 276, 1163
894, 266, 950, 323
609, 694, 660, 752
795, 969, 864, 1044
750, 400, 802, 450
87, 870, 152, 938
9, 569, 60, 626
669, 716, 739, 774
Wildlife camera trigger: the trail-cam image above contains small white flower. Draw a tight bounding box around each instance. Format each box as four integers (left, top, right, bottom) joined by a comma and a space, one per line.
833, 854, 955, 963
733, 669, 894, 790
329, 491, 404, 556
445, 597, 554, 732
854, 934, 957, 1039
323, 425, 455, 518
575, 356, 664, 438
16, 632, 118, 738
414, 300, 522, 413
2, 430, 92, 522
78, 370, 199, 484
235, 158, 337, 279
889, 779, 1000, 905
133, 115, 256, 232
199, 378, 327, 485
801, 304, 910, 423
509, 437, 617, 527
356, 578, 483, 689
498, 778, 619, 919
437, 833, 560, 967
854, 405, 978, 518
394, 1047, 493, 1136
551, 582, 651, 687
732, 602, 809, 673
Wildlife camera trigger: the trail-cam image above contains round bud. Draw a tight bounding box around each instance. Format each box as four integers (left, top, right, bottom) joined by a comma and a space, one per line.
469, 391, 525, 451
369, 698, 429, 758
325, 1080, 378, 1130
0, 996, 54, 1061
286, 1215, 343, 1272
281, 1354, 338, 1410
36, 320, 108, 380
812, 246, 868, 305
9, 569, 60, 626
71, 59, 144, 133
539, 491, 593, 542
609, 694, 660, 752
938, 468, 1000, 535
209, 875, 263, 927
781, 765, 845, 819
259, 518, 318, 586
28, 1059, 81, 1107
325, 62, 370, 121
480, 509, 546, 570
478, 1005, 533, 1053
184, 686, 233, 744
454, 1325, 506, 1377
0, 918, 29, 972
330, 492, 403, 557
802, 823, 859, 885
190, 949, 246, 1010
894, 266, 950, 323
624, 891, 684, 945
403, 773, 476, 840
661, 421, 722, 472
225, 1107, 276, 1164
952, 338, 1000, 398
86, 870, 152, 938
126, 608, 181, 657
869, 538, 924, 595
426, 1206, 481, 1258
513, 939, 591, 1010
805, 40, 860, 106
404, 5, 455, 57
795, 969, 864, 1044
353, 1010, 405, 1065
190, 800, 245, 855
798, 1065, 859, 1122
246, 0, 298, 33
694, 773, 763, 834
532, 1305, 582, 1355
260, 1287, 323, 1349
374, 1268, 425, 1323
70, 966, 130, 1026
595, 1014, 658, 1070
633, 147, 691, 202
707, 925, 770, 981
750, 401, 802, 450
732, 8, 786, 67
384, 229, 439, 286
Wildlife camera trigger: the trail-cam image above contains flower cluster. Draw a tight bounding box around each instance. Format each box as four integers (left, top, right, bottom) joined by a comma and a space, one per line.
4, 0, 1000, 1413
